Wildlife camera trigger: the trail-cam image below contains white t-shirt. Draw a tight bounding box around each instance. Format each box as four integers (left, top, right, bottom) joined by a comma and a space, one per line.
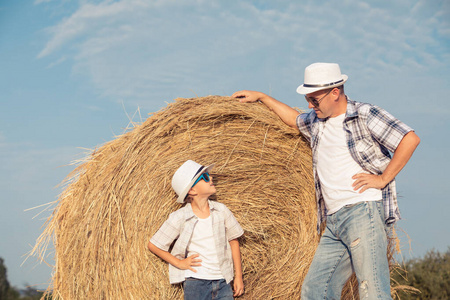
317, 113, 382, 215
185, 215, 224, 280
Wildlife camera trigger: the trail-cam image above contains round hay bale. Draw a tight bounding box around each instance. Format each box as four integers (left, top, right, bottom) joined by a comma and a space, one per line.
34, 96, 398, 299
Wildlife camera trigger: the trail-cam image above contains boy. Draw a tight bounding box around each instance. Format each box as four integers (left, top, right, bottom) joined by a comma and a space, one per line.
148, 160, 244, 300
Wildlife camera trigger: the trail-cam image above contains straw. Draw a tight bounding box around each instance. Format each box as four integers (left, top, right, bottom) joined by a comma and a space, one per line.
31, 96, 404, 299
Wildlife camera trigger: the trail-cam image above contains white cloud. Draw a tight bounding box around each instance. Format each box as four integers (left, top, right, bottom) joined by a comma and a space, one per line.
36, 0, 449, 110
45, 56, 67, 68
38, 0, 148, 58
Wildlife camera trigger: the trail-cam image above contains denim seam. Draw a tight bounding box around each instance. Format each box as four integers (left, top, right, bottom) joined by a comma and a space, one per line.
212, 280, 218, 299
368, 201, 384, 299
323, 246, 348, 300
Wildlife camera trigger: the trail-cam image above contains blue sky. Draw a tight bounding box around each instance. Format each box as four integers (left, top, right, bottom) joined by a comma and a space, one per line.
1, 0, 449, 290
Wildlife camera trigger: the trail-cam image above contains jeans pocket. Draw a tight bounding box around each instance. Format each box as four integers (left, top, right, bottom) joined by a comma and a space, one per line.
344, 201, 363, 209
374, 200, 385, 221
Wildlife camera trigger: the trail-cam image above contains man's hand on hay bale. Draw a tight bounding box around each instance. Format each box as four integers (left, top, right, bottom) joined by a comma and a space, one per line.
232, 90, 300, 128
232, 90, 266, 103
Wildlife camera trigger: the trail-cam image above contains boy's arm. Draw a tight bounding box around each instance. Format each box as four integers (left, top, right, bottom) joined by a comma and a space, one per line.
229, 239, 244, 297
232, 90, 300, 129
147, 241, 201, 272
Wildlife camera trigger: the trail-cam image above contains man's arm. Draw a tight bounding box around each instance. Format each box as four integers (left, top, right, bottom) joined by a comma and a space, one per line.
229, 239, 244, 297
352, 131, 421, 192
232, 90, 300, 128
147, 241, 201, 272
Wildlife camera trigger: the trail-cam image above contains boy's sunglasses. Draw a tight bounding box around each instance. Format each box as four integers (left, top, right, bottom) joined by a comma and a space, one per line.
192, 172, 211, 187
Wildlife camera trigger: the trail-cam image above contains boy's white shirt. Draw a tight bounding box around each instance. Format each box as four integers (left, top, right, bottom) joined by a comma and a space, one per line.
150, 200, 244, 284
184, 215, 223, 280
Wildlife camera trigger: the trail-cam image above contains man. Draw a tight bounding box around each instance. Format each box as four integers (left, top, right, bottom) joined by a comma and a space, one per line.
232, 63, 420, 299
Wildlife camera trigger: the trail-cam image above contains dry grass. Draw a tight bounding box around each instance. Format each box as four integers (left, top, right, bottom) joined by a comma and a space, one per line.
32, 96, 404, 299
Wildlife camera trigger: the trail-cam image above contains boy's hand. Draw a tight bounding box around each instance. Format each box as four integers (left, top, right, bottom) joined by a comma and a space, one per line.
178, 253, 202, 272
233, 276, 244, 297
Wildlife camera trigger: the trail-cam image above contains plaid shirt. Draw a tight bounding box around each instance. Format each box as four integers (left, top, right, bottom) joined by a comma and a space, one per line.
150, 200, 244, 284
296, 98, 413, 233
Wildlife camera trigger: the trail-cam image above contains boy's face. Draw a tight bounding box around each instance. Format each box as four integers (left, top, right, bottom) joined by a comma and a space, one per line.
189, 173, 216, 198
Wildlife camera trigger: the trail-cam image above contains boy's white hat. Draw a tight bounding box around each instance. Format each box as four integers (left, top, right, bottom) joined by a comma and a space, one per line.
296, 63, 348, 95
171, 160, 215, 203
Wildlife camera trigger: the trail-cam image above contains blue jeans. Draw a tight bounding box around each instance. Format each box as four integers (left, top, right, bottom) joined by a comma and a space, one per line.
183, 278, 233, 300
301, 201, 392, 300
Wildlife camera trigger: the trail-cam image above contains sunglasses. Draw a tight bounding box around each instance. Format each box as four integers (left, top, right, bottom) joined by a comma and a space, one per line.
192, 172, 211, 187
304, 88, 333, 107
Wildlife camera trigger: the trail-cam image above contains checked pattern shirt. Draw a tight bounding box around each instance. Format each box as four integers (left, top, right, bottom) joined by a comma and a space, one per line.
296, 98, 414, 233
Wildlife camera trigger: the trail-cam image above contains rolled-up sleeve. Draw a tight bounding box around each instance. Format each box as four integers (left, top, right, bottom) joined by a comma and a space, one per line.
367, 105, 414, 153
296, 112, 313, 143
150, 212, 181, 251
223, 206, 244, 241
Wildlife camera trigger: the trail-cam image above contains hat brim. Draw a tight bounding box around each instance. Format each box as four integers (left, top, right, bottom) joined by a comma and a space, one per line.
296, 75, 348, 95
176, 164, 215, 203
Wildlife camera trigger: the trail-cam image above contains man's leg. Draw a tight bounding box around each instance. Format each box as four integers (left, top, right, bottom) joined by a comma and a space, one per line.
301, 223, 354, 300
339, 201, 392, 299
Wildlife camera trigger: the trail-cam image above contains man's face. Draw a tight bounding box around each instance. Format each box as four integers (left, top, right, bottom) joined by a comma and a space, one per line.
305, 88, 334, 118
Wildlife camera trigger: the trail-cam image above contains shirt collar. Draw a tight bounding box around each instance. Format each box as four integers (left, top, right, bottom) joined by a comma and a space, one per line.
345, 98, 359, 119
183, 199, 220, 220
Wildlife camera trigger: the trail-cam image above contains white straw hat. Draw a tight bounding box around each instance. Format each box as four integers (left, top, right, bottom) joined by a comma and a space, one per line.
296, 63, 348, 95
171, 160, 215, 203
